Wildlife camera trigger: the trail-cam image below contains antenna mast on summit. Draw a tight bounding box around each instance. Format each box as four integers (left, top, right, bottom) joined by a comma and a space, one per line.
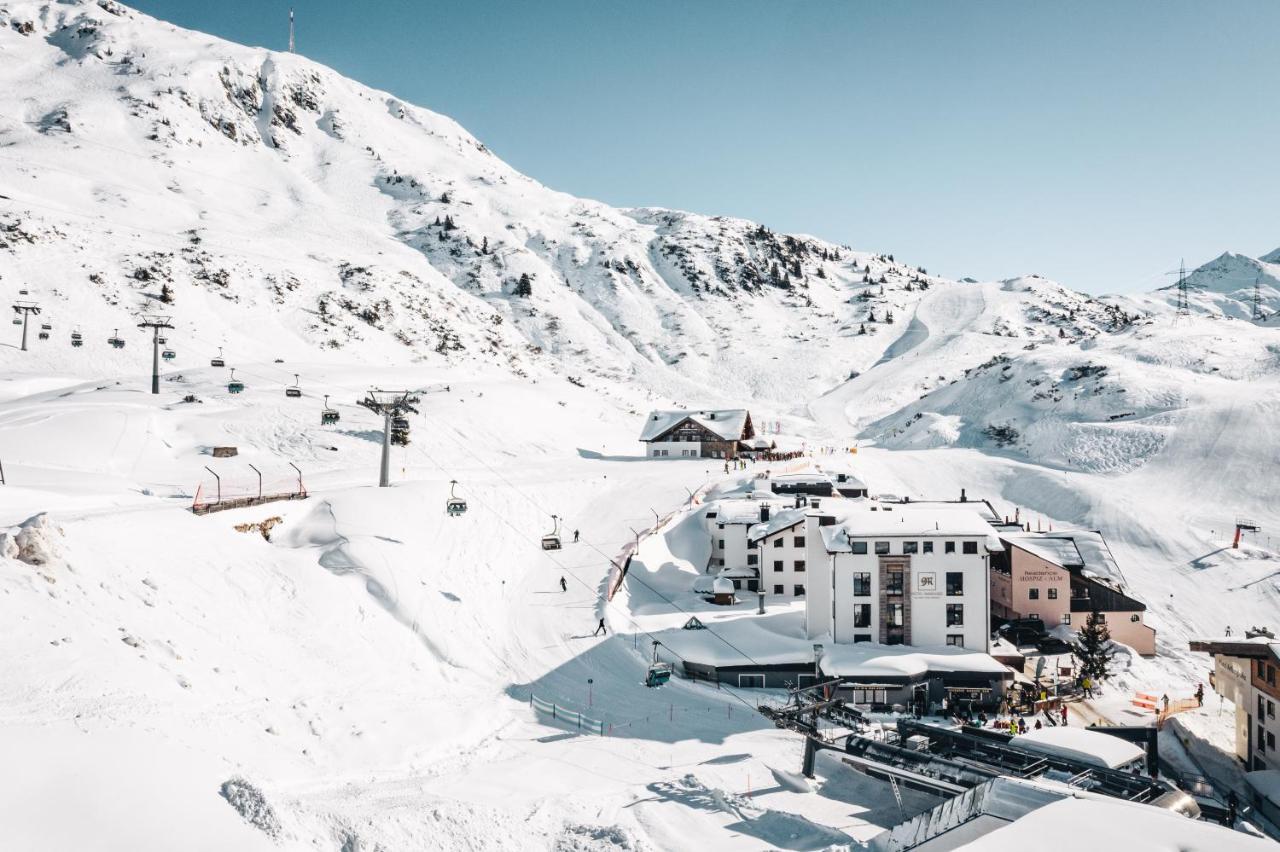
288, 8, 295, 53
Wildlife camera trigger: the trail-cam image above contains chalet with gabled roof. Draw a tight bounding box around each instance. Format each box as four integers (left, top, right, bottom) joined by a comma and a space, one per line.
639, 409, 756, 459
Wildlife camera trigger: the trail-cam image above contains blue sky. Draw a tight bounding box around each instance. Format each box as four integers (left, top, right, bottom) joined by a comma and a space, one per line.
131, 1, 1280, 294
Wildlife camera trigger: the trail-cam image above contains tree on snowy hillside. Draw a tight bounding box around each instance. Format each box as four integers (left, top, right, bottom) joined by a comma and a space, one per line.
160, 283, 174, 304
514, 272, 533, 297
1074, 610, 1114, 682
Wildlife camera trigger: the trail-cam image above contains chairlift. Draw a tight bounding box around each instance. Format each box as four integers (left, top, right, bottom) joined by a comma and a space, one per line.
390, 416, 410, 447
646, 641, 673, 688
227, 368, 245, 394
10, 316, 21, 326
210, 346, 225, 368
18, 289, 28, 295
541, 514, 563, 551
285, 373, 302, 398
107, 328, 125, 349
40, 323, 51, 331
38, 330, 49, 340
157, 335, 166, 345
320, 394, 340, 425
161, 348, 176, 361
446, 480, 467, 517
70, 330, 83, 347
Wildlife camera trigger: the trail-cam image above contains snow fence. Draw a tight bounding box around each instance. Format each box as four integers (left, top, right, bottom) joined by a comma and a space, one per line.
531, 693, 605, 736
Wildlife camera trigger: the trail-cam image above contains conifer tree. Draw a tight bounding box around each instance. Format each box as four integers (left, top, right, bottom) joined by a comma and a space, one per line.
159, 283, 174, 304
514, 272, 533, 297
1075, 610, 1114, 682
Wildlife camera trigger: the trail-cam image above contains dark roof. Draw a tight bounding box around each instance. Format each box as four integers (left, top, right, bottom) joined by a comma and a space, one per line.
1189, 639, 1280, 662
1069, 575, 1146, 613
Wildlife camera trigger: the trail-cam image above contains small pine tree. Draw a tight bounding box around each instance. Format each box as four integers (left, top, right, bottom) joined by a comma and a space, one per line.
816, 266, 826, 279
440, 191, 451, 203
159, 283, 174, 304
481, 236, 489, 254
858, 323, 866, 335
885, 309, 895, 324
1075, 610, 1113, 682
443, 215, 456, 231
514, 272, 533, 297
433, 216, 441, 227
867, 309, 877, 323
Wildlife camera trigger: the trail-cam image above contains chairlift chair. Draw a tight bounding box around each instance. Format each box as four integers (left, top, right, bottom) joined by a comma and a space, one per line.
320, 395, 340, 425
285, 373, 302, 398
70, 330, 83, 347
38, 330, 49, 340
210, 346, 225, 368
162, 348, 176, 361
541, 514, 563, 551
227, 368, 245, 394
40, 323, 51, 331
646, 641, 673, 688
157, 335, 166, 345
446, 480, 467, 517
10, 316, 21, 326
38, 321, 50, 340
107, 328, 125, 349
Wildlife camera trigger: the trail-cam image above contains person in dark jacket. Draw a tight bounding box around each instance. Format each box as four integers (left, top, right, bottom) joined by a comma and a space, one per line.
593, 618, 607, 636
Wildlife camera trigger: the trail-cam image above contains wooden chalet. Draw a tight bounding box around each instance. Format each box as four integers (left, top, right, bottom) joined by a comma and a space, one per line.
639, 409, 756, 459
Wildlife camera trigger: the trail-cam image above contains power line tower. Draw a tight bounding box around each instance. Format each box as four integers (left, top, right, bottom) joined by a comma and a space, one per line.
1175, 259, 1189, 315
137, 314, 174, 394
1254, 272, 1264, 322
359, 390, 421, 487
288, 7, 295, 53
11, 300, 41, 352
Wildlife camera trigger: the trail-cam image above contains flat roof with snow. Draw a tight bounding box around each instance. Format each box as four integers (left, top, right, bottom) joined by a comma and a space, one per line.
820, 504, 1004, 551
1009, 727, 1145, 770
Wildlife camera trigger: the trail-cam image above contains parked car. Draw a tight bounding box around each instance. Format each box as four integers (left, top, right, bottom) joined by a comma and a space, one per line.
1036, 636, 1074, 655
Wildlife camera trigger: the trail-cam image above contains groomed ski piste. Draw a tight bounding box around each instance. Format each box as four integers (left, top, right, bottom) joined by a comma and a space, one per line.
2, 1, 1280, 849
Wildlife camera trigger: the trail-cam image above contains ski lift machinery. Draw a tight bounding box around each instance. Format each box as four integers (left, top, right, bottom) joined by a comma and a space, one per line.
646, 641, 673, 688
285, 374, 302, 398
541, 514, 563, 550
446, 480, 467, 516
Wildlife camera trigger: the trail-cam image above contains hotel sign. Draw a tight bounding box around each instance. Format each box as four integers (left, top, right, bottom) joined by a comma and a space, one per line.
916, 572, 940, 598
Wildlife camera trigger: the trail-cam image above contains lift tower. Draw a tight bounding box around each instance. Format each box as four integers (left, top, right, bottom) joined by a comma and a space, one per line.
12, 300, 40, 351
137, 314, 174, 394
359, 390, 420, 487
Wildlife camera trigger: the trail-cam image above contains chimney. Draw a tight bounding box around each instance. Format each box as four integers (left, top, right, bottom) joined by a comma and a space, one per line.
760, 505, 771, 522
960, 488, 967, 503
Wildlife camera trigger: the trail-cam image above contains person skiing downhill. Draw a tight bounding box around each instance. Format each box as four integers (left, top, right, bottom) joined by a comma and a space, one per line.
573, 529, 580, 543
593, 618, 607, 637
559, 576, 567, 592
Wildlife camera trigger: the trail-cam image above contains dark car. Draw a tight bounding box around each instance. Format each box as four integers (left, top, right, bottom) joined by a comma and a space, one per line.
1036, 636, 1074, 655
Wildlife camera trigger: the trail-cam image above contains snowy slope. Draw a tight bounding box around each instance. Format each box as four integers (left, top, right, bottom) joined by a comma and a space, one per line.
1, 2, 1279, 849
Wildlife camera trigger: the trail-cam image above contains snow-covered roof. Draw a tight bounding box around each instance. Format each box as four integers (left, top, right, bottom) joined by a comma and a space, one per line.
1009, 727, 1145, 770
1003, 529, 1123, 584
711, 577, 736, 594
820, 504, 1004, 552
713, 497, 785, 525
771, 473, 833, 486
747, 508, 807, 542
639, 409, 749, 442
822, 643, 1009, 679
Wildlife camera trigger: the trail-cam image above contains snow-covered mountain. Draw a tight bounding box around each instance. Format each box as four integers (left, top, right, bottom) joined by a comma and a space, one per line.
2, 2, 1280, 849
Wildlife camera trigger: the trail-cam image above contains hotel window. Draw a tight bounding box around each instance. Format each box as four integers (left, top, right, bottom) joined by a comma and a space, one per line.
717, 539, 725, 549
794, 536, 806, 548
774, 538, 783, 548
887, 603, 904, 626
923, 541, 934, 554
747, 554, 757, 565
962, 541, 978, 555
903, 541, 918, 554
875, 541, 891, 555
1259, 726, 1267, 753
1061, 614, 1071, 625
1259, 696, 1264, 718
819, 516, 835, 527
738, 674, 765, 688
773, 584, 784, 594
1271, 733, 1277, 752
795, 560, 806, 572
1028, 588, 1039, 600
945, 541, 956, 554
794, 584, 806, 597
853, 603, 872, 628
946, 634, 965, 648
886, 571, 904, 595
773, 560, 784, 572
1096, 613, 1106, 623
1047, 588, 1058, 600
946, 572, 964, 596
853, 634, 872, 644
852, 687, 887, 704
851, 541, 868, 555
946, 604, 964, 627
853, 572, 872, 596
1130, 614, 1141, 622
1270, 700, 1276, 719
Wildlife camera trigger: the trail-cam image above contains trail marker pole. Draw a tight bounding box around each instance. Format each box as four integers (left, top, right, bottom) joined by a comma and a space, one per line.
203, 465, 221, 503
248, 463, 262, 498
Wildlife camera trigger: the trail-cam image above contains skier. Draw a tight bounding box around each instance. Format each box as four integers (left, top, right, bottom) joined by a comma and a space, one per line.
1195, 683, 1205, 706
1082, 676, 1093, 698
1017, 716, 1027, 734
593, 617, 607, 637
559, 576, 567, 593
1034, 720, 1043, 730
1161, 694, 1170, 716
1060, 705, 1069, 726
1225, 625, 1234, 637
573, 529, 580, 543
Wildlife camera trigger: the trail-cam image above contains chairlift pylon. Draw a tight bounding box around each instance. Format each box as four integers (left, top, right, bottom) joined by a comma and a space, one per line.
210, 346, 225, 368
320, 394, 340, 425
227, 367, 245, 394
446, 479, 467, 516
285, 373, 302, 398
541, 514, 562, 551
